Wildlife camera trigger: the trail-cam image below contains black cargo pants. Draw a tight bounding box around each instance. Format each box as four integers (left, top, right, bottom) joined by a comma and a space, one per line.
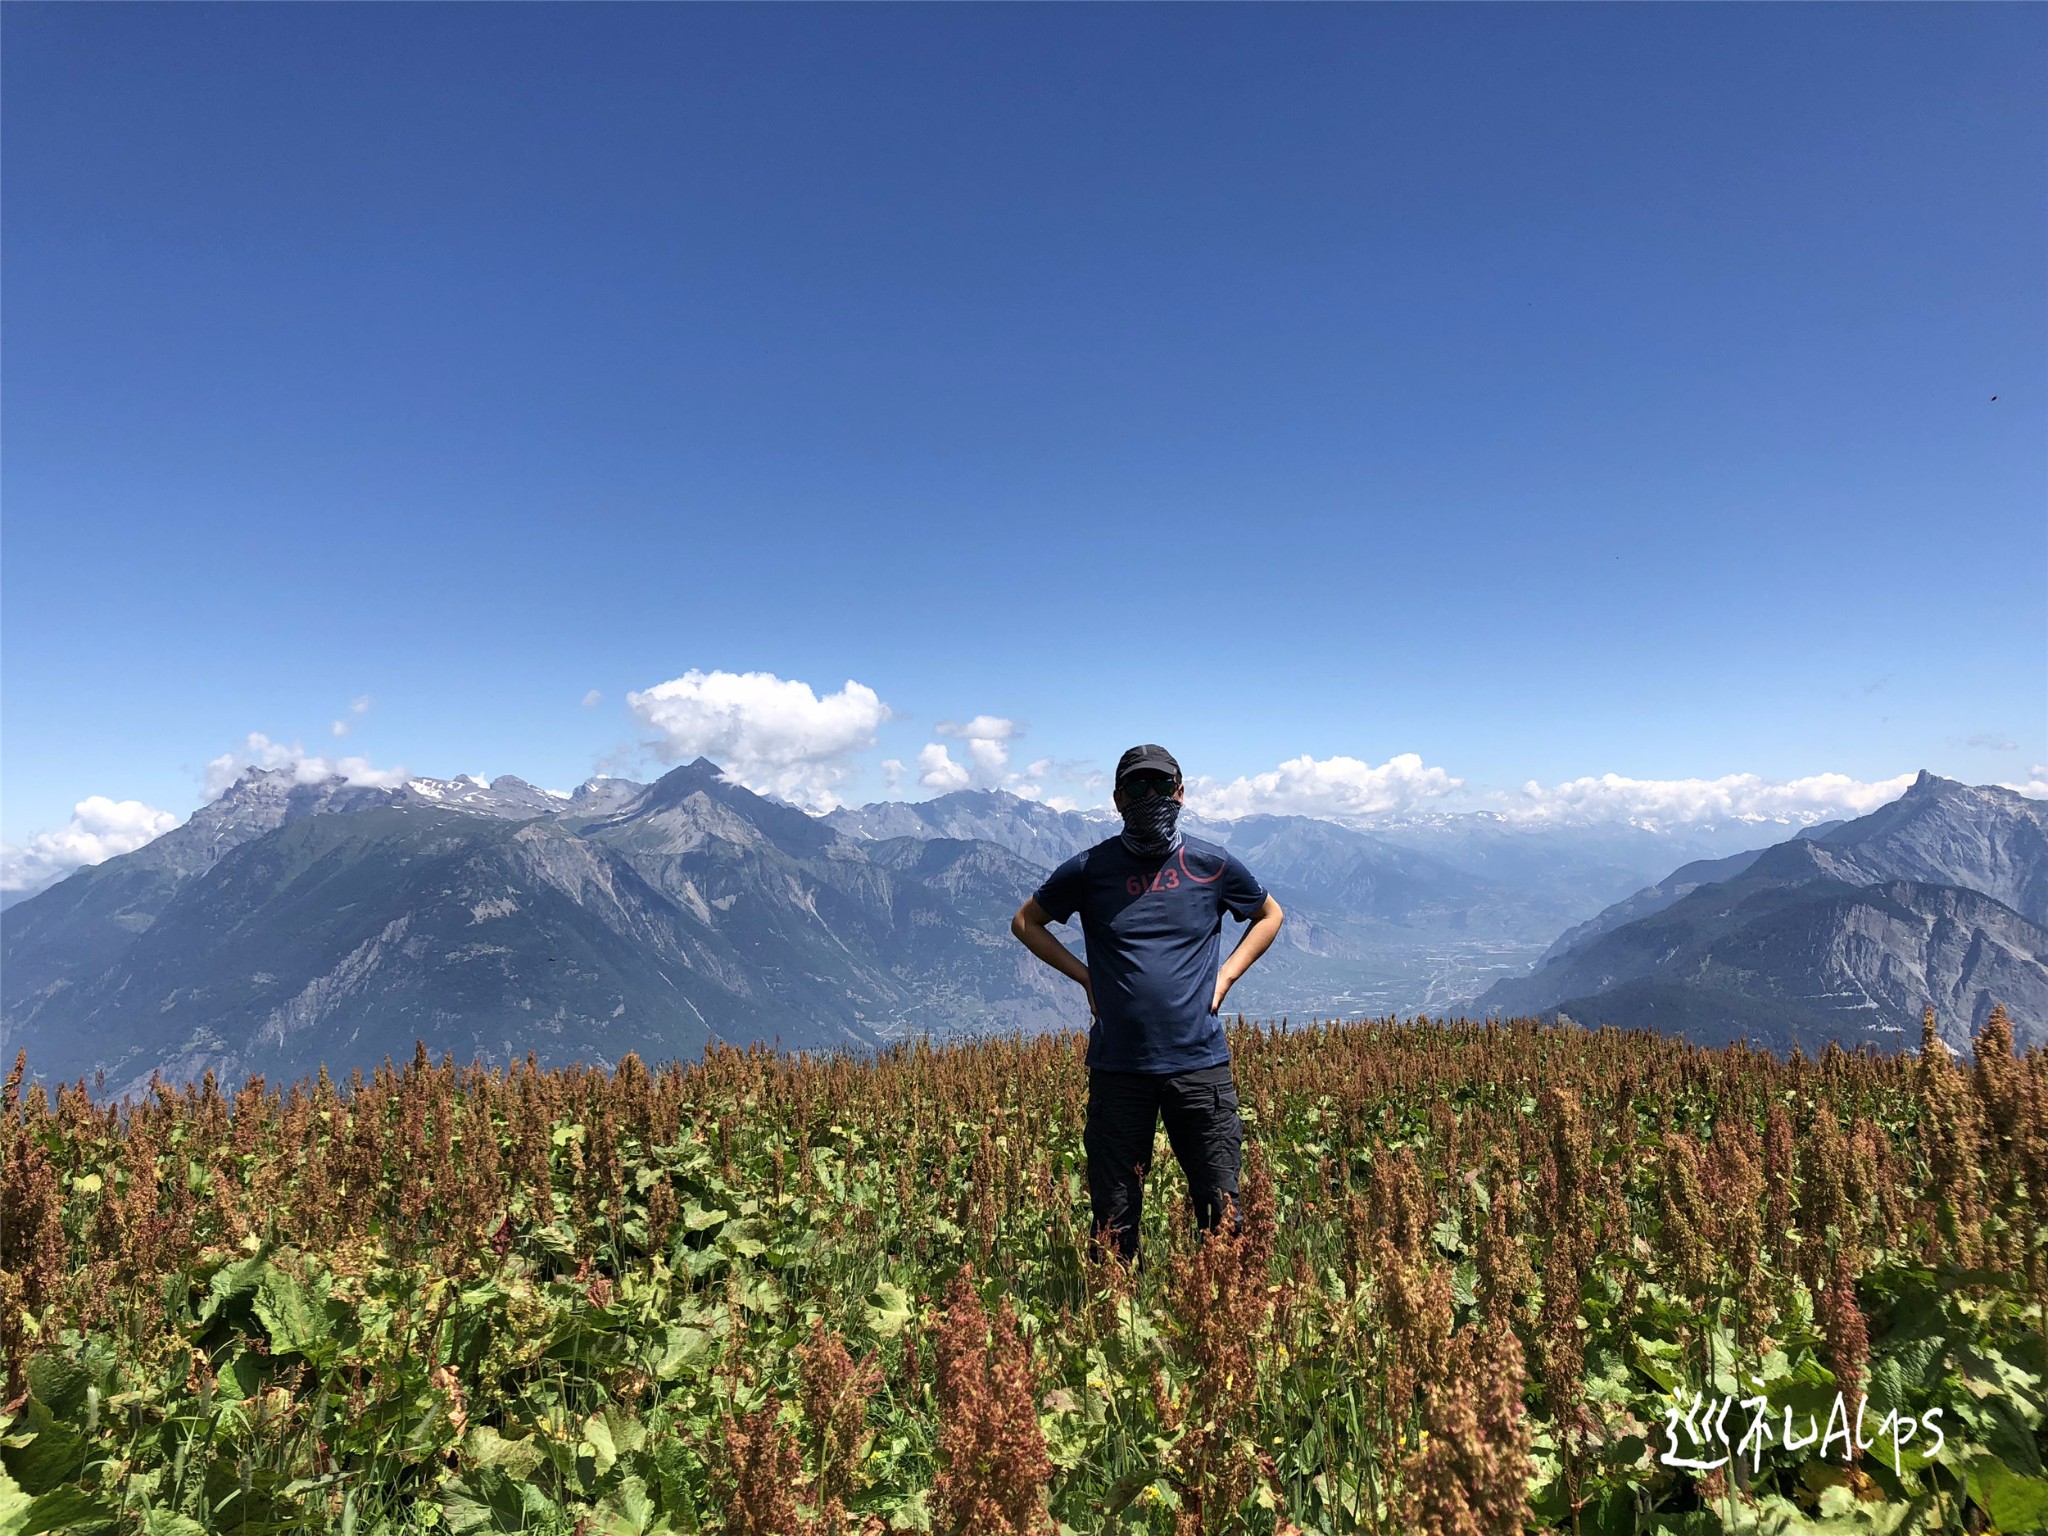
1083, 1059, 1243, 1262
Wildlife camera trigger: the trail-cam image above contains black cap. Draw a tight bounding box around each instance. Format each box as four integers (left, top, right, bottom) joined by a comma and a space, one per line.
1115, 743, 1181, 785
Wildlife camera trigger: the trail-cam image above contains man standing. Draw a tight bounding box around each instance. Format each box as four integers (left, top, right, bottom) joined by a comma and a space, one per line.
1010, 744, 1285, 1261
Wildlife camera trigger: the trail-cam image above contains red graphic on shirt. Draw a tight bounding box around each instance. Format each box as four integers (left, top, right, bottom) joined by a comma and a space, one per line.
1123, 849, 1224, 893
1124, 867, 1182, 896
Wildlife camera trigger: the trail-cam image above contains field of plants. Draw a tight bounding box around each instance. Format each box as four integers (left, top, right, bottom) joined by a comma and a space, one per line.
1, 1008, 2042, 1535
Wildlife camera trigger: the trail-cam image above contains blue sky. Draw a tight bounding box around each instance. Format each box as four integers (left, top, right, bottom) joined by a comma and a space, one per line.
4, 5, 2043, 877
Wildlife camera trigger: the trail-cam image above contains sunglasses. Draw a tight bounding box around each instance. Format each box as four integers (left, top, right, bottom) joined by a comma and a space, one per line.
1120, 774, 1180, 798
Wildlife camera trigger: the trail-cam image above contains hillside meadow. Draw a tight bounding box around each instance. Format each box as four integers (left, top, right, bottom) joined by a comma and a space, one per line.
0, 1011, 2042, 1535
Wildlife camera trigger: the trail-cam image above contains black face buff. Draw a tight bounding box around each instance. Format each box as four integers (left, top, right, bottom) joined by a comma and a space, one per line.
1119, 793, 1183, 858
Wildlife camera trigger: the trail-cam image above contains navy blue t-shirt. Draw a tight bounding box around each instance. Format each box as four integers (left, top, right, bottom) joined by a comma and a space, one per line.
1031, 834, 1269, 1073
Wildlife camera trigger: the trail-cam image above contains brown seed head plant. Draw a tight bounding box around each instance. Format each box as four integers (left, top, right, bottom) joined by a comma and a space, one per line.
1915, 1007, 1987, 1270
2, 1013, 2040, 1533
711, 1394, 810, 1536
798, 1322, 881, 1509
1163, 1160, 1280, 1524
932, 1265, 1052, 1536
1397, 1319, 1535, 1536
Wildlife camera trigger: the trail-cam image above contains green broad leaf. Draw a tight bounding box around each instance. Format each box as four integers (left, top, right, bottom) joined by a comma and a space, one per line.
1431, 1210, 1464, 1255
1529, 1460, 1572, 1525
593, 1474, 666, 1536
650, 1138, 712, 1174
1602, 1434, 1649, 1470
864, 1282, 913, 1339
1703, 1322, 1743, 1399
732, 1274, 784, 1315
551, 1123, 586, 1147
439, 1466, 559, 1533
1744, 1343, 1795, 1391
1974, 1394, 2047, 1478
196, 1251, 276, 1325
1582, 1479, 1637, 1536
0, 1402, 85, 1496
883, 1487, 932, 1532
1, 1482, 114, 1536
718, 1219, 769, 1260
215, 1346, 260, 1404
535, 1222, 580, 1260
141, 1513, 209, 1536
1451, 1260, 1478, 1310
22, 1359, 88, 1424
598, 1407, 647, 1457
460, 1425, 549, 1479
1632, 1337, 1682, 1392
253, 1267, 332, 1356
1584, 1344, 1635, 1405
1968, 1458, 2048, 1535
680, 1202, 728, 1232
0, 1468, 28, 1536
68, 1174, 101, 1197
580, 1412, 618, 1475
647, 1324, 714, 1381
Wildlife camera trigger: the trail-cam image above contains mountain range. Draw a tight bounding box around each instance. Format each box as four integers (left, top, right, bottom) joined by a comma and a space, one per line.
5, 764, 2039, 1092
1476, 772, 2048, 1053
1, 762, 1073, 1099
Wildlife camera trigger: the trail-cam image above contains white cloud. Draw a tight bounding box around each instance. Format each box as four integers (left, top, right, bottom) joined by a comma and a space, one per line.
625, 669, 891, 810
915, 714, 1034, 792
2001, 767, 2048, 799
881, 758, 907, 790
203, 732, 410, 799
1164, 753, 2023, 828
1188, 753, 1464, 822
329, 694, 373, 737
582, 690, 603, 709
1, 796, 179, 896
917, 742, 972, 791
1503, 770, 1916, 828
933, 715, 1022, 783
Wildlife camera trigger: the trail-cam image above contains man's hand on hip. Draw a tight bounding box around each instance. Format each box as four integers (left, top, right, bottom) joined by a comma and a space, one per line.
1212, 895, 1284, 1015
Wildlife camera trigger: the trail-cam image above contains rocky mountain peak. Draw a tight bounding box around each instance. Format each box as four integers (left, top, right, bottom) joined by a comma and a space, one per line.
640, 758, 731, 807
